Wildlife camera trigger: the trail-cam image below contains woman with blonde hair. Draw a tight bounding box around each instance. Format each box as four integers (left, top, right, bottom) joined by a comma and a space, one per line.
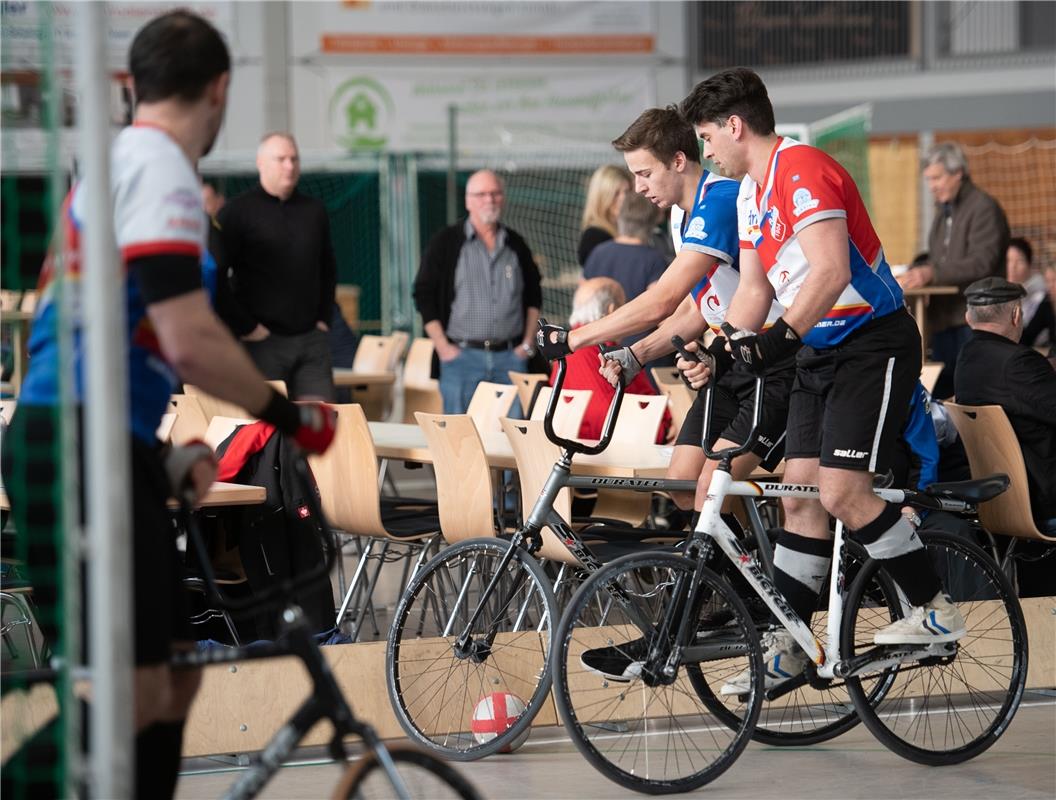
577, 164, 631, 266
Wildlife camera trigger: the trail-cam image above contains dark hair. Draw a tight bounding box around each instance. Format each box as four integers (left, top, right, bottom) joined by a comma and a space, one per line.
130, 10, 230, 104
1008, 237, 1033, 265
612, 106, 700, 166
680, 67, 776, 137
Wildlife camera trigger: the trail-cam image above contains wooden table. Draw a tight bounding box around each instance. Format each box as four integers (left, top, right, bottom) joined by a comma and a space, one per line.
1, 481, 265, 513
903, 285, 960, 360
332, 369, 395, 388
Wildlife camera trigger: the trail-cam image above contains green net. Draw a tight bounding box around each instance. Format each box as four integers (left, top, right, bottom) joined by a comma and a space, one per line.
2, 2, 77, 797
811, 104, 873, 211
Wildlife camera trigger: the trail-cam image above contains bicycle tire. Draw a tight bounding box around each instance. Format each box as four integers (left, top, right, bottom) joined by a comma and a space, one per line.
386, 537, 558, 760
842, 529, 1028, 765
552, 551, 763, 794
332, 745, 482, 800
693, 539, 901, 747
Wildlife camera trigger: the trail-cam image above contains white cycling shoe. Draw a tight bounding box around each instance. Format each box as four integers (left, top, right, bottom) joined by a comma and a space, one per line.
874, 592, 966, 645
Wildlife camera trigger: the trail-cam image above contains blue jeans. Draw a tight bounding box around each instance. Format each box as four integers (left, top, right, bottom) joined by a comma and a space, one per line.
929, 324, 973, 400
438, 347, 527, 415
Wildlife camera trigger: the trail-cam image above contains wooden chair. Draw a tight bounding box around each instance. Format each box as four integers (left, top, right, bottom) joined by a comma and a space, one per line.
466, 382, 518, 434
508, 371, 549, 418
0, 399, 16, 426
613, 393, 668, 445
401, 338, 442, 423
651, 367, 695, 441
945, 403, 1055, 544
309, 404, 441, 640
529, 386, 591, 440
416, 413, 508, 544
0, 291, 21, 312
18, 291, 38, 314
183, 380, 286, 423
921, 362, 944, 396
156, 412, 177, 443
388, 331, 411, 371
203, 416, 254, 450
348, 335, 399, 421
168, 394, 210, 445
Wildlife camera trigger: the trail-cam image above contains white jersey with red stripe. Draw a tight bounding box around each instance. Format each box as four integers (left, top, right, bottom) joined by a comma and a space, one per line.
738, 137, 904, 348
20, 125, 205, 443
670, 170, 784, 334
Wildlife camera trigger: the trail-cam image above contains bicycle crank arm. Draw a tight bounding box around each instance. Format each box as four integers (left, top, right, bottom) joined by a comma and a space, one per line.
834, 642, 957, 678
682, 639, 752, 663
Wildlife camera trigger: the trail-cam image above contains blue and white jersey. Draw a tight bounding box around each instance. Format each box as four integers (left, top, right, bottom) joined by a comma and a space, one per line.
671, 171, 784, 333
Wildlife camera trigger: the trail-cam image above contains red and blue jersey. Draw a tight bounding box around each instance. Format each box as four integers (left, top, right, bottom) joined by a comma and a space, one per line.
671, 171, 784, 334
20, 125, 205, 443
737, 137, 903, 348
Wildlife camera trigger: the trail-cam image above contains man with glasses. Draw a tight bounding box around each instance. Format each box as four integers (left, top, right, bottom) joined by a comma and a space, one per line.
413, 169, 542, 413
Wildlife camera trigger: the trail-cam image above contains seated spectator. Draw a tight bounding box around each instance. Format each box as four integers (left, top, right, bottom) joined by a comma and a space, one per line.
552, 277, 671, 442
954, 277, 1056, 534
1006, 237, 1054, 348
577, 164, 631, 267
583, 191, 672, 368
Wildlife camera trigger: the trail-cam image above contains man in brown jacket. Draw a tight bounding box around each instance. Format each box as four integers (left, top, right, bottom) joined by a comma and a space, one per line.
898, 142, 1009, 398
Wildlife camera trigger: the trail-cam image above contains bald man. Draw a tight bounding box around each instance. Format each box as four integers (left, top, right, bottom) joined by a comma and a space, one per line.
414, 169, 543, 413
219, 132, 337, 399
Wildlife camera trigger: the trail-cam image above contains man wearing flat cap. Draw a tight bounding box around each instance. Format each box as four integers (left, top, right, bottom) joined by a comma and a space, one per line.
955, 276, 1056, 533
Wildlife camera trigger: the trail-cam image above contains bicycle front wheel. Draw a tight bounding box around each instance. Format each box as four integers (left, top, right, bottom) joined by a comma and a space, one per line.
842, 529, 1028, 765
332, 745, 482, 800
386, 538, 557, 760
553, 551, 763, 794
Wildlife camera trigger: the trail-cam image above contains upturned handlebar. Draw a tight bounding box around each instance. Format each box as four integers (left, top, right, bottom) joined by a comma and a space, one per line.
543, 355, 625, 455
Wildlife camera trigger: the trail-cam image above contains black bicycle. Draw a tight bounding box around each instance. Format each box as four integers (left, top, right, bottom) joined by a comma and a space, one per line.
171, 456, 482, 800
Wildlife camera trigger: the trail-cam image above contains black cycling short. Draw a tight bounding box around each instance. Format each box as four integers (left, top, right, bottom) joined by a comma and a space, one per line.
675, 358, 793, 471
1, 405, 192, 665
785, 308, 922, 473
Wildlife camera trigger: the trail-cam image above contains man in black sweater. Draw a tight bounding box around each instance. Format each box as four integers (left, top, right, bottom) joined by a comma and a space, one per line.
219, 133, 337, 399
955, 277, 1056, 534
413, 170, 542, 413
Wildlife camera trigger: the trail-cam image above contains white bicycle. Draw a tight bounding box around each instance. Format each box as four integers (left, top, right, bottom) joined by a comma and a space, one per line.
551, 371, 1028, 794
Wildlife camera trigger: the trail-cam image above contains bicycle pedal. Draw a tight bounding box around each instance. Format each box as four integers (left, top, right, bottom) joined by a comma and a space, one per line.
764, 670, 809, 701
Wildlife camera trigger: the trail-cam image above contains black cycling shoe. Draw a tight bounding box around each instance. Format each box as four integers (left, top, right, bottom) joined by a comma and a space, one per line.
580, 637, 650, 682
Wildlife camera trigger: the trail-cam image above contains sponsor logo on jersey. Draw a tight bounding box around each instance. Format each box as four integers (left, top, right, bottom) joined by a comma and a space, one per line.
779, 270, 790, 283
705, 294, 721, 310
833, 448, 868, 459
685, 215, 707, 240
792, 187, 820, 217
768, 208, 786, 241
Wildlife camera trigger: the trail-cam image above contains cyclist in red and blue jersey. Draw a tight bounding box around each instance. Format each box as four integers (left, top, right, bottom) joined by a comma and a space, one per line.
2, 12, 335, 798
680, 68, 964, 696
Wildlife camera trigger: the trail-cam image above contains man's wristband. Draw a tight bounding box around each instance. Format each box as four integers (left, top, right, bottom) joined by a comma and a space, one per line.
257, 388, 300, 435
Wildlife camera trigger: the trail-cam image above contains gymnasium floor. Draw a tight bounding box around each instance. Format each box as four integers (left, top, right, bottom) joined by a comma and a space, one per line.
176, 693, 1056, 799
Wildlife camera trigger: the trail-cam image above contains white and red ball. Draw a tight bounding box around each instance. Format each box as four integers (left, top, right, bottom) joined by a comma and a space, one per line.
470, 692, 530, 752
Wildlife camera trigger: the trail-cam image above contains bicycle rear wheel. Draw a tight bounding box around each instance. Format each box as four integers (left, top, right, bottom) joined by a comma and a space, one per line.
553, 551, 762, 794
333, 745, 482, 800
386, 538, 557, 760
842, 529, 1028, 765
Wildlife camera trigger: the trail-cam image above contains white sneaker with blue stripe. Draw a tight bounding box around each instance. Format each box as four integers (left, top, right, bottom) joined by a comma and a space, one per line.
874, 592, 966, 645
720, 629, 806, 696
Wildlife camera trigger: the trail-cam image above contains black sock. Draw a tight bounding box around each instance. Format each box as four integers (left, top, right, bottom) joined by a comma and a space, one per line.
851, 504, 941, 607
135, 720, 185, 799
772, 529, 831, 627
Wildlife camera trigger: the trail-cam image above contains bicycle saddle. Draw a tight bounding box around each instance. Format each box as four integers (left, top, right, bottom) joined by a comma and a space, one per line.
923, 474, 1009, 504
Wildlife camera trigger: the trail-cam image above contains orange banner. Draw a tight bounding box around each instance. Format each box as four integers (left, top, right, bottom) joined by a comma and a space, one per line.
320, 34, 654, 55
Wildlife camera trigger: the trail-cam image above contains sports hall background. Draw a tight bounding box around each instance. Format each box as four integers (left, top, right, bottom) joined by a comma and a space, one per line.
2, 1, 1054, 336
